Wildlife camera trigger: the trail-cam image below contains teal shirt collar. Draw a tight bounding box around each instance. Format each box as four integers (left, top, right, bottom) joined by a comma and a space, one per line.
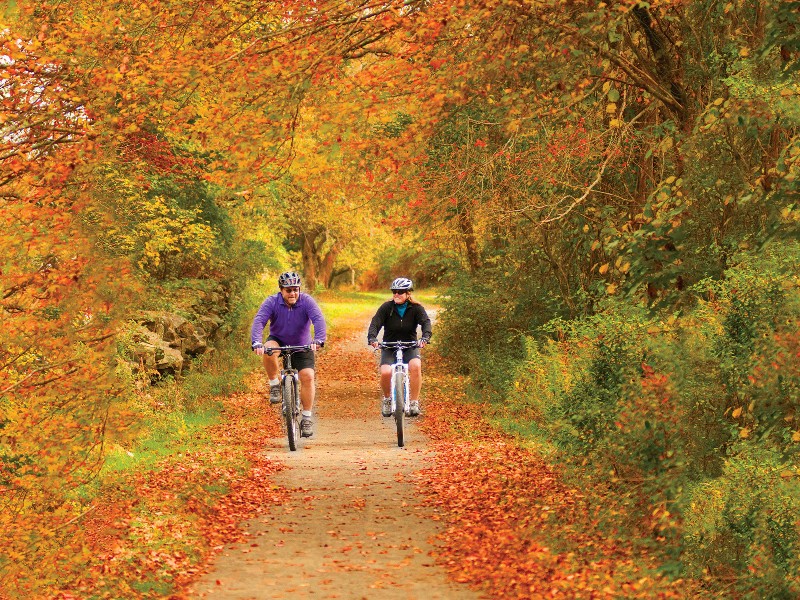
396, 301, 409, 318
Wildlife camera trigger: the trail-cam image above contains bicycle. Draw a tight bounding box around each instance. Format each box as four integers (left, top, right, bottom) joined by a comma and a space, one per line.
376, 340, 421, 448
266, 344, 311, 451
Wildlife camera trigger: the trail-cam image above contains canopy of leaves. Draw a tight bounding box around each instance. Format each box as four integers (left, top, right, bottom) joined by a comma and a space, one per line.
1, 0, 798, 594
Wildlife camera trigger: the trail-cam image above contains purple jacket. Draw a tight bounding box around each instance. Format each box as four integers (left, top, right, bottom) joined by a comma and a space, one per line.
250, 293, 327, 347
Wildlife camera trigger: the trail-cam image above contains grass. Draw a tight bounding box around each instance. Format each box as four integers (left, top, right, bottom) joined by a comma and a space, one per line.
316, 289, 387, 328
103, 407, 220, 473
487, 413, 558, 457
103, 328, 254, 472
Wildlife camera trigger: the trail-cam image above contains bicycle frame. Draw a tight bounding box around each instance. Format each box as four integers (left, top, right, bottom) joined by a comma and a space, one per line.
267, 344, 309, 451
390, 347, 411, 417
376, 341, 419, 448
280, 352, 300, 411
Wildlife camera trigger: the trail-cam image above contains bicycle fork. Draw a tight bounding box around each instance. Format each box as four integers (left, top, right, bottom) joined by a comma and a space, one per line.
282, 371, 300, 415
391, 364, 410, 415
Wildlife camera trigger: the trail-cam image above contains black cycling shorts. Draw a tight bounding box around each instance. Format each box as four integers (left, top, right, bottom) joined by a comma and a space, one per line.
267, 335, 316, 371
380, 347, 420, 366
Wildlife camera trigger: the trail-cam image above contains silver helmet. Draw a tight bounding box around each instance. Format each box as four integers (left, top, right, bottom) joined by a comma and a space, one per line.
390, 277, 413, 292
278, 271, 301, 288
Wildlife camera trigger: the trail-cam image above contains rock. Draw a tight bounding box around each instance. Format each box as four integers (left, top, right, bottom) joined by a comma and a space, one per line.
156, 345, 184, 375
131, 341, 157, 372
212, 323, 233, 343
196, 315, 223, 338
180, 325, 208, 356
131, 324, 184, 377
131, 283, 230, 380
141, 312, 188, 345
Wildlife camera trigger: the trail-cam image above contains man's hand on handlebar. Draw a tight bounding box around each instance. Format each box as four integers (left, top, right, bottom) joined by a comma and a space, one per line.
254, 342, 322, 355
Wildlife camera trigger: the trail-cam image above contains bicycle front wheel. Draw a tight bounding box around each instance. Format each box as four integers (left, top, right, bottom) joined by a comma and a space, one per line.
284, 377, 300, 451
394, 373, 405, 448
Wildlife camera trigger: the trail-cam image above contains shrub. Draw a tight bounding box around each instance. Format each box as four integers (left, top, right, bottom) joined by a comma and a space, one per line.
436, 275, 528, 398
129, 196, 218, 280
499, 243, 800, 589
523, 308, 653, 454
683, 443, 800, 599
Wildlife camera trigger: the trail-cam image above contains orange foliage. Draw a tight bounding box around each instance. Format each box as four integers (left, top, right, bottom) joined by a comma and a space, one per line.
416, 355, 695, 599
44, 382, 287, 599
0, 168, 135, 592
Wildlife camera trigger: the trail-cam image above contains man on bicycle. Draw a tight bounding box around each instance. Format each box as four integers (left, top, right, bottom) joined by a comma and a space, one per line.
367, 277, 432, 417
251, 271, 326, 438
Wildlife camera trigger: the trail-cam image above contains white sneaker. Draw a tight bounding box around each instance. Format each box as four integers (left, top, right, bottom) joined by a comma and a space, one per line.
269, 384, 281, 404
408, 400, 420, 417
381, 397, 392, 417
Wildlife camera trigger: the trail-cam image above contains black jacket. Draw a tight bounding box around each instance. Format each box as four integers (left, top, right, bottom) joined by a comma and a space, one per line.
367, 301, 432, 344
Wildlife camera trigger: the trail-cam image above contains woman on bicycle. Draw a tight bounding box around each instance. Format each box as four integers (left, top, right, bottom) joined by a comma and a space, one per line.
367, 277, 432, 417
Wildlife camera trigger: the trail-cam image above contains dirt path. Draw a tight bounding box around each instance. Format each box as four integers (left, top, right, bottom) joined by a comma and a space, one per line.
191, 316, 481, 599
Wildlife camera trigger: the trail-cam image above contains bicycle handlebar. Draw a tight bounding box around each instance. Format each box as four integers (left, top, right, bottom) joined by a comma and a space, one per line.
374, 341, 425, 349
266, 344, 313, 356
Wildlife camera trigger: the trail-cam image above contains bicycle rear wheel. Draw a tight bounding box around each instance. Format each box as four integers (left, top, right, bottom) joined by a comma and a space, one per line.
284, 376, 300, 451
394, 373, 405, 448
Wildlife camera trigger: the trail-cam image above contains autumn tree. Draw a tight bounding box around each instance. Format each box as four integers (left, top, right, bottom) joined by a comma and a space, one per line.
351, 0, 800, 309
3, 0, 797, 594
1, 10, 436, 591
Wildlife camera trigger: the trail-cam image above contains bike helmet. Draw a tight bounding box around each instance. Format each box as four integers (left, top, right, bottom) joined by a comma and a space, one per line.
278, 271, 302, 288
390, 277, 413, 292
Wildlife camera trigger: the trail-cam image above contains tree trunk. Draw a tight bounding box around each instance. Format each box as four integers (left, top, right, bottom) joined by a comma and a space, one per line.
542, 228, 576, 317
760, 124, 784, 192
458, 209, 481, 273
634, 144, 655, 218
319, 240, 344, 288
301, 231, 319, 290
631, 6, 689, 128
326, 267, 351, 288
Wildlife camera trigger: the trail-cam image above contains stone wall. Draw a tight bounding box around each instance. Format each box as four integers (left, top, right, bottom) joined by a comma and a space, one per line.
129, 283, 233, 378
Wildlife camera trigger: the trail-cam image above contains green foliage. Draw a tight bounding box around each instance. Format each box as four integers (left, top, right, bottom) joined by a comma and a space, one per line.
538, 309, 651, 455
437, 271, 536, 398
763, 1, 800, 76
494, 242, 800, 593
128, 195, 218, 279
623, 52, 799, 303
683, 443, 800, 599
87, 166, 226, 281
435, 235, 598, 399
376, 112, 413, 139
146, 177, 236, 247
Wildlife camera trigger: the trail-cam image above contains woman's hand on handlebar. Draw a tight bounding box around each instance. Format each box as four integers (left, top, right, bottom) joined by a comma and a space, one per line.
370, 341, 379, 349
